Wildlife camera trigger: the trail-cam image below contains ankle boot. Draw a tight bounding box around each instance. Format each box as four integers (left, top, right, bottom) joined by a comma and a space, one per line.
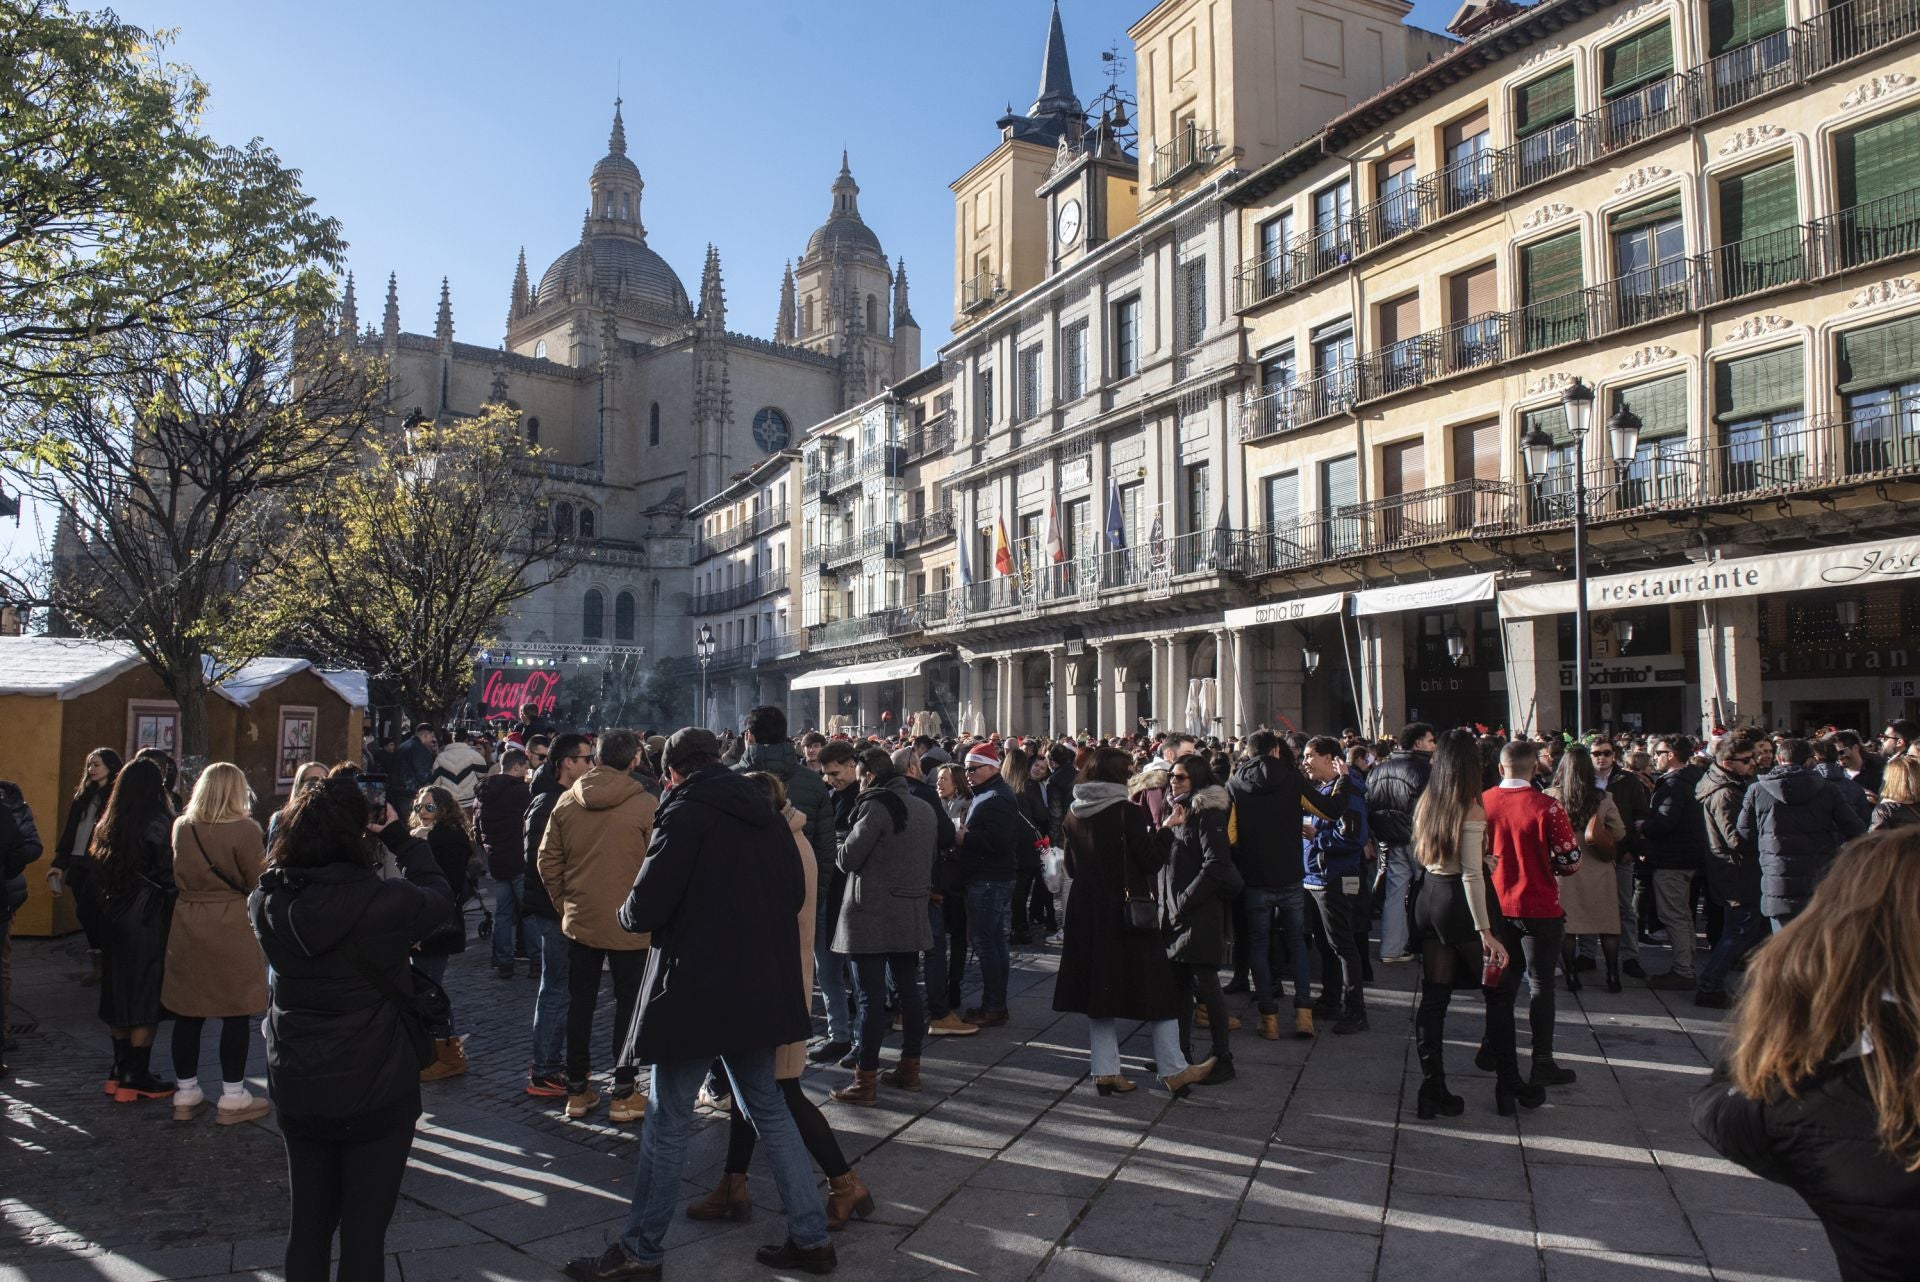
1293, 1008, 1315, 1039
686, 1173, 752, 1222
420, 1036, 468, 1082
879, 1057, 922, 1092
824, 1169, 874, 1231
1495, 1072, 1546, 1116
1258, 1012, 1280, 1041
830, 1069, 878, 1106
1605, 957, 1623, 993
1416, 1076, 1466, 1119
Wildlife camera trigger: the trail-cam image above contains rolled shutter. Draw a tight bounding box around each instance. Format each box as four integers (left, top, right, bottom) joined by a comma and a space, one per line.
1382, 440, 1426, 494
1614, 373, 1689, 441
1523, 233, 1584, 306
1715, 347, 1805, 422
1449, 262, 1499, 320
1444, 108, 1491, 150
1838, 107, 1920, 211
1322, 454, 1359, 509
1516, 66, 1576, 135
1708, 0, 1788, 56
1453, 420, 1501, 482
1603, 22, 1674, 98
1525, 405, 1571, 445
1379, 293, 1421, 347
1609, 192, 1684, 233
1837, 314, 1920, 393
1720, 161, 1799, 242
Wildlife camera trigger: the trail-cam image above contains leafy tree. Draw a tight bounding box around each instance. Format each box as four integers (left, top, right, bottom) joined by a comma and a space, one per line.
0, 0, 340, 412
239, 405, 574, 727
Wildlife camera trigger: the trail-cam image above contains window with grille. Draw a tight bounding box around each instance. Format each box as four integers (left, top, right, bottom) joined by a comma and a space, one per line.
1113, 296, 1141, 378
1062, 322, 1089, 402
1017, 345, 1043, 422
1180, 259, 1207, 350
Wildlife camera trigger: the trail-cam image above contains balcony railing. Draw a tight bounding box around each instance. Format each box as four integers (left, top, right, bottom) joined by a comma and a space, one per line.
1438, 146, 1507, 218
1814, 188, 1920, 274
902, 413, 953, 461
1355, 176, 1439, 253
961, 271, 1004, 314
1246, 479, 1514, 577
693, 503, 787, 561
902, 507, 955, 545
706, 643, 755, 673
1708, 224, 1815, 304
1151, 124, 1221, 188
809, 604, 936, 651
755, 631, 803, 664
1695, 28, 1796, 117
1591, 73, 1691, 158
688, 569, 787, 616
817, 522, 904, 570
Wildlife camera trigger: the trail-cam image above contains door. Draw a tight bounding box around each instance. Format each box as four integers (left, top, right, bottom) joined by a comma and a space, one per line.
1380, 439, 1426, 542
1321, 454, 1361, 556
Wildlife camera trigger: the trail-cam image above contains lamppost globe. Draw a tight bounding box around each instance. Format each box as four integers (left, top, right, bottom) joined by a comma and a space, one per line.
1561, 377, 1594, 440
1609, 405, 1643, 467
1301, 645, 1321, 676
1521, 422, 1555, 482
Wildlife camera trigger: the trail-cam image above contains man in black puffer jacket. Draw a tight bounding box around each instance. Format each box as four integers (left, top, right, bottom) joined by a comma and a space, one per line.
1642, 735, 1709, 990
0, 779, 42, 1076
475, 748, 534, 979
520, 733, 592, 1098
1365, 723, 1433, 965
1737, 737, 1866, 930
1227, 732, 1325, 1040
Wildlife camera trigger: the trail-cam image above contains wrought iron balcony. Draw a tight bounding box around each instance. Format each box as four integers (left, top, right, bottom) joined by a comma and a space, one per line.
1437, 146, 1507, 217
688, 569, 787, 616
692, 503, 788, 561
1813, 189, 1920, 275
901, 413, 954, 461
1151, 124, 1222, 188
1355, 176, 1439, 254
901, 507, 955, 545
1247, 479, 1516, 577
1590, 73, 1690, 159
808, 605, 935, 651
705, 643, 755, 673
1694, 28, 1796, 117
755, 631, 803, 664
961, 271, 1005, 314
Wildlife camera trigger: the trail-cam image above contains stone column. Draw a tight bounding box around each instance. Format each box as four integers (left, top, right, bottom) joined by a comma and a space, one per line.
1165, 633, 1192, 736
996, 655, 1016, 735
1065, 654, 1092, 739
1095, 643, 1118, 738
1230, 628, 1255, 737
1267, 628, 1306, 733
1149, 637, 1171, 735
1049, 647, 1070, 740
1699, 597, 1763, 735
1501, 614, 1561, 739
1360, 614, 1409, 741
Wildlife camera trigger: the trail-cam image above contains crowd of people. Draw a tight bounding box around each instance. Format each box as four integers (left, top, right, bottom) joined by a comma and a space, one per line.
1, 700, 1915, 1281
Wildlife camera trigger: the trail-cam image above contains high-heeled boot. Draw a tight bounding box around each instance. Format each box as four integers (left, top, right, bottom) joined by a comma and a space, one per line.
1605, 955, 1622, 993
825, 1170, 874, 1231
1414, 982, 1465, 1119
686, 1173, 752, 1222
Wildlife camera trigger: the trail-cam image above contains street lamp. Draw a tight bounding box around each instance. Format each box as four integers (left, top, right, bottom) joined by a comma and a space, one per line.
1522, 376, 1596, 737
695, 623, 716, 728
1301, 644, 1321, 676
1618, 619, 1636, 653
1446, 626, 1469, 666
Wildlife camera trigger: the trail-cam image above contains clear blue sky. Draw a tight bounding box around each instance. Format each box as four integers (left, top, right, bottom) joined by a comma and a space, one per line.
4, 0, 1457, 567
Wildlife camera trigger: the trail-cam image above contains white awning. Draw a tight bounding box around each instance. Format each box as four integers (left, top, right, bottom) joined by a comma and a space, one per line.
787, 653, 935, 692
1354, 571, 1497, 617
1498, 537, 1920, 620
1223, 590, 1347, 629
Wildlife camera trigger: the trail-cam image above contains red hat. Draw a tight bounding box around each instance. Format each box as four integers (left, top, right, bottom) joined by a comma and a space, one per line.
965, 741, 1000, 770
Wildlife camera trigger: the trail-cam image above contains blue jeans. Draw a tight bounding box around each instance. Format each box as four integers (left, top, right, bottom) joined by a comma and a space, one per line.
814, 874, 852, 1042
1696, 901, 1766, 997
491, 875, 523, 967
523, 914, 569, 1077
923, 899, 950, 1020
617, 1049, 828, 1263
1246, 885, 1314, 1014
1088, 1017, 1187, 1078
1377, 845, 1421, 960
853, 952, 926, 1070
965, 879, 1015, 1014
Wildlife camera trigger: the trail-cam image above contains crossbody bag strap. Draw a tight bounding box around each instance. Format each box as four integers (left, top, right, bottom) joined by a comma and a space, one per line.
188, 823, 246, 894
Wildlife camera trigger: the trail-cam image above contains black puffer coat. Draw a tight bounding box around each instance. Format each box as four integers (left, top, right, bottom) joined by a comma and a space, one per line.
520, 763, 564, 921
249, 825, 451, 1137
1053, 786, 1181, 1021
474, 771, 531, 880
1814, 762, 1874, 831
1694, 1055, 1920, 1282
413, 823, 472, 957
1736, 765, 1867, 918
1643, 763, 1708, 871
1225, 753, 1309, 889
1365, 749, 1430, 849
1156, 785, 1243, 967
617, 765, 809, 1066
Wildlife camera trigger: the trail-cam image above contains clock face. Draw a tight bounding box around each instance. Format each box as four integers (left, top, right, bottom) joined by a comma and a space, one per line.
752, 407, 791, 452
1056, 198, 1083, 249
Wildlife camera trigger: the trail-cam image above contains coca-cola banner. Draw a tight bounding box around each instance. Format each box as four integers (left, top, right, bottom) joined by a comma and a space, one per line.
474, 667, 562, 721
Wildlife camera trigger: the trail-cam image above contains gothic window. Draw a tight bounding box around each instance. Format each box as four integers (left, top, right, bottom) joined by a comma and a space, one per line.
804, 298, 816, 334
526, 415, 540, 444
579, 508, 596, 539
649, 402, 661, 447
534, 341, 548, 360
615, 590, 635, 640
867, 294, 878, 332
583, 588, 604, 639
554, 501, 574, 537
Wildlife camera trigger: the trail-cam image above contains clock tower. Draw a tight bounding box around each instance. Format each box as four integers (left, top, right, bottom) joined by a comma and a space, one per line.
1038, 111, 1139, 277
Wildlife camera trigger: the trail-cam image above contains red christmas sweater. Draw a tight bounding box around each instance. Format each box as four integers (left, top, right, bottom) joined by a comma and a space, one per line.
1481, 782, 1580, 919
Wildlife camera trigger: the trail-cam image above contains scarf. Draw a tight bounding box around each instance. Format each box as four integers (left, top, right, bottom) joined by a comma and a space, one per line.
1070, 781, 1129, 818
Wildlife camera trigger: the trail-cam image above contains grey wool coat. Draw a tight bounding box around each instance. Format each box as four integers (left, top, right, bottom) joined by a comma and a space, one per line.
833, 776, 935, 956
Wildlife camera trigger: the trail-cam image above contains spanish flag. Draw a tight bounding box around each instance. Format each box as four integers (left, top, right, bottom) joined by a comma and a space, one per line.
992, 514, 1014, 576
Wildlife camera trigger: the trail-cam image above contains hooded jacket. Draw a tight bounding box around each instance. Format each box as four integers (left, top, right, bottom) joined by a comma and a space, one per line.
474, 771, 532, 880
429, 741, 488, 806
248, 824, 451, 1135
520, 761, 564, 921
1696, 764, 1759, 906
957, 774, 1020, 882
617, 764, 809, 1065
1226, 753, 1316, 888
1158, 784, 1242, 966
1736, 765, 1867, 918
537, 766, 658, 949
1813, 761, 1874, 831
1303, 771, 1369, 887
1365, 749, 1431, 849
734, 740, 835, 867
1643, 763, 1709, 871
832, 776, 935, 956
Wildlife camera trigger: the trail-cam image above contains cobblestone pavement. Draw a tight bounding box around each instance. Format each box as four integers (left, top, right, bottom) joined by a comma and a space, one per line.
2, 925, 1840, 1282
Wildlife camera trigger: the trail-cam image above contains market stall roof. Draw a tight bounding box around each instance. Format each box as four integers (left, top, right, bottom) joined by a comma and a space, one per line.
787, 653, 936, 692
0, 638, 368, 708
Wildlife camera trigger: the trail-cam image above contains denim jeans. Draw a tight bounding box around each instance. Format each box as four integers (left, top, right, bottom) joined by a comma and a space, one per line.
1087, 1017, 1187, 1078
523, 914, 569, 1077
617, 1048, 828, 1263
1376, 844, 1422, 960
923, 899, 950, 1020
852, 952, 926, 1071
1696, 901, 1766, 997
814, 875, 852, 1042
965, 879, 1015, 1014
1246, 885, 1313, 1014
490, 874, 523, 968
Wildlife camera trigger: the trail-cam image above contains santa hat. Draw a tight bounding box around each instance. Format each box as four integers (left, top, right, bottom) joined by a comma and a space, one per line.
965, 741, 1000, 770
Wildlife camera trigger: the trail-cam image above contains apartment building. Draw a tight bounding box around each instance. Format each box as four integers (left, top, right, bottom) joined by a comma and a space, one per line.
685, 451, 802, 731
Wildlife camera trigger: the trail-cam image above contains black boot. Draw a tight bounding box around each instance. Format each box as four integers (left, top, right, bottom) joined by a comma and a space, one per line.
1495, 1068, 1546, 1115
1414, 981, 1463, 1118
754, 1239, 837, 1275
1531, 1057, 1578, 1087
1417, 1076, 1465, 1119
1199, 1053, 1236, 1086
1605, 956, 1622, 994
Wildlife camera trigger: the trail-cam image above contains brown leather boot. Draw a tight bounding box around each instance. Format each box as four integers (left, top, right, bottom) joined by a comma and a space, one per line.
825, 1169, 874, 1231
685, 1172, 751, 1222
419, 1037, 468, 1082
829, 1069, 878, 1106
1258, 1013, 1280, 1041
879, 1057, 921, 1092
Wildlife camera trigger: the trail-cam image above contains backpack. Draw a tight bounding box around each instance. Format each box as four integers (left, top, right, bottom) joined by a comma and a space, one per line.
0, 782, 42, 881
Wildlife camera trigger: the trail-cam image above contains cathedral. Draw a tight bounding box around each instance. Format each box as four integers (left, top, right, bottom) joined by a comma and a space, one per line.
352, 101, 921, 687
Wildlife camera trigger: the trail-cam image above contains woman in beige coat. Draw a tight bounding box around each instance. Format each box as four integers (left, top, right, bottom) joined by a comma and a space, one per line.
686, 773, 875, 1231
1548, 745, 1628, 994
164, 762, 270, 1123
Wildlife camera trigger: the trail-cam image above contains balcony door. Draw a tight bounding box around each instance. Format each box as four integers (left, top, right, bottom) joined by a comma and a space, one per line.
1610, 195, 1687, 327
1718, 161, 1801, 298
1600, 21, 1677, 150
1612, 374, 1693, 508
1258, 211, 1295, 296
1321, 454, 1362, 556
1443, 108, 1493, 212
1705, 0, 1791, 111
1835, 107, 1920, 270
1447, 262, 1501, 370
1311, 324, 1356, 417
1376, 292, 1424, 392
1513, 65, 1578, 184
1717, 345, 1808, 491
1838, 313, 1920, 475
1521, 232, 1585, 351
1451, 419, 1504, 528
1379, 439, 1425, 543
1311, 181, 1353, 274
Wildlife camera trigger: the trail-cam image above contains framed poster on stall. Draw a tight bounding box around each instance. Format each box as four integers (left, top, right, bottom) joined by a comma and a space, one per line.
126, 701, 179, 759
277, 705, 318, 789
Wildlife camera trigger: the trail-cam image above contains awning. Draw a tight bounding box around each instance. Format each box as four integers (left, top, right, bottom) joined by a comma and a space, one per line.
1354, 572, 1497, 617
1498, 537, 1920, 619
787, 653, 936, 692
1223, 590, 1347, 629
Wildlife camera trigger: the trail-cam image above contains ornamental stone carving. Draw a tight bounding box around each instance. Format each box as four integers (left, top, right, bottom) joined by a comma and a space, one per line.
1606, 0, 1666, 30
1717, 124, 1787, 156
1615, 165, 1675, 195
1619, 345, 1679, 370
1518, 44, 1566, 70
1521, 202, 1575, 229
1841, 73, 1917, 109
1848, 278, 1920, 309
1526, 372, 1575, 396
1724, 314, 1794, 341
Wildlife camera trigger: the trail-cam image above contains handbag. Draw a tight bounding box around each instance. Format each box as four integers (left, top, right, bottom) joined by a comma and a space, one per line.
1583, 807, 1618, 862
1119, 816, 1160, 935
187, 824, 247, 893
350, 944, 449, 1070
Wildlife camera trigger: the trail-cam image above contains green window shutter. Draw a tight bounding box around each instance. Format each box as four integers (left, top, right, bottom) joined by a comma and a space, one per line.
1720, 161, 1799, 242
1708, 0, 1787, 55
1525, 405, 1572, 445
1715, 347, 1804, 422
1838, 107, 1920, 211
1614, 374, 1690, 441
1523, 233, 1584, 305
1838, 314, 1920, 392
1603, 22, 1675, 98
1515, 66, 1575, 135
1609, 192, 1685, 234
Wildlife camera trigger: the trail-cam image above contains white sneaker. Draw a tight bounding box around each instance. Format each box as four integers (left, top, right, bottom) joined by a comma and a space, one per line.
172, 1084, 206, 1121
215, 1088, 271, 1125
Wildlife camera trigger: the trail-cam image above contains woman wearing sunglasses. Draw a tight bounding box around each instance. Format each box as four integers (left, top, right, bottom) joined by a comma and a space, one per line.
410, 786, 476, 1080
1159, 753, 1241, 1086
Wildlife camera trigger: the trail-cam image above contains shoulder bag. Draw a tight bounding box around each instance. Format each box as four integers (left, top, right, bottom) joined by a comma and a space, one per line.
1119, 812, 1159, 935
1583, 807, 1618, 862
187, 823, 247, 893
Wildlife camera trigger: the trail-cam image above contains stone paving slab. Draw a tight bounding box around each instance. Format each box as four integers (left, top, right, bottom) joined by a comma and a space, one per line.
0, 923, 1846, 1281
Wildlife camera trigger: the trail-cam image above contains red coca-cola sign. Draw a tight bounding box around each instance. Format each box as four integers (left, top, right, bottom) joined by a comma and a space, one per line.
479, 668, 561, 721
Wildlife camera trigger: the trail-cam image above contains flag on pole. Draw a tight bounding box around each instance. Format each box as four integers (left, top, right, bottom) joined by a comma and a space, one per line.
1105, 479, 1126, 550
992, 514, 1014, 576
1044, 488, 1066, 564
956, 521, 973, 586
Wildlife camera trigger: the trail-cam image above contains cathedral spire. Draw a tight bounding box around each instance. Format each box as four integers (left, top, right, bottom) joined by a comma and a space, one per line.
509, 247, 530, 326
573, 210, 594, 300
608, 97, 627, 155
893, 258, 915, 328
435, 277, 453, 346
381, 272, 400, 351
830, 152, 860, 220
339, 271, 358, 338
697, 244, 726, 333
775, 261, 796, 344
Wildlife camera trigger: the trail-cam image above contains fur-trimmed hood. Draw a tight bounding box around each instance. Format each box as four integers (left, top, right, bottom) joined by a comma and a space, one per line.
1178, 784, 1231, 813
1127, 764, 1169, 800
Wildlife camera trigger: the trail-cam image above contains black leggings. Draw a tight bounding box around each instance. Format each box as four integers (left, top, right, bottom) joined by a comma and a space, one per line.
1174, 962, 1230, 1061
282, 1124, 414, 1282
171, 1015, 251, 1083
724, 1077, 850, 1179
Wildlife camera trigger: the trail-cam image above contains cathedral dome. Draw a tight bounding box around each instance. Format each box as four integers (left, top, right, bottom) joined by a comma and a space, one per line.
801, 152, 886, 265
537, 236, 691, 319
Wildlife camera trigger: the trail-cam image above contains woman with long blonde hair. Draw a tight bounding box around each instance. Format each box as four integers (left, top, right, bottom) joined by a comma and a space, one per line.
165, 762, 270, 1122
1694, 828, 1920, 1279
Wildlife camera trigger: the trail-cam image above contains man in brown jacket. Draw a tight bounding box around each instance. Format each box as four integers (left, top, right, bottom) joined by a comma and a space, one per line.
539, 729, 658, 1123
